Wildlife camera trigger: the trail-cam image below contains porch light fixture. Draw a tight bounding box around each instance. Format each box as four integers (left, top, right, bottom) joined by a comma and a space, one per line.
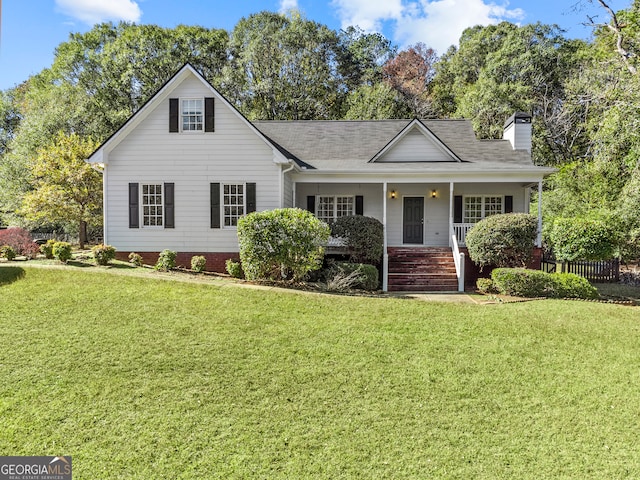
390, 190, 397, 199
431, 190, 437, 198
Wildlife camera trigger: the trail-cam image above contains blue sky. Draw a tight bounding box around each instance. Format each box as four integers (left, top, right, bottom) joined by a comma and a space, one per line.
0, 0, 624, 90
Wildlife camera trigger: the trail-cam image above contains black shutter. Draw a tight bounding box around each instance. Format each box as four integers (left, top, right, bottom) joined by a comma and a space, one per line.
454, 195, 463, 223
210, 183, 220, 229
129, 183, 139, 228
205, 97, 215, 132
246, 183, 256, 213
505, 195, 513, 213
355, 195, 364, 215
164, 183, 175, 228
169, 98, 179, 133
306, 196, 316, 214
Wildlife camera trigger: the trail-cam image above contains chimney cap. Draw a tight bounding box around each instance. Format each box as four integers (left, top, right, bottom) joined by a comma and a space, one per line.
504, 112, 532, 128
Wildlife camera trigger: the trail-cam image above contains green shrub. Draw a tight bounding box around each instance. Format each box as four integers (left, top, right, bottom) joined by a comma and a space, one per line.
0, 245, 17, 261
466, 213, 538, 268
128, 252, 144, 267
330, 215, 384, 264
225, 259, 244, 279
549, 272, 598, 299
324, 262, 379, 291
491, 268, 599, 299
40, 239, 56, 259
476, 277, 497, 294
491, 268, 552, 297
52, 242, 73, 263
549, 216, 617, 261
191, 255, 207, 273
155, 250, 177, 271
92, 244, 116, 266
237, 208, 330, 282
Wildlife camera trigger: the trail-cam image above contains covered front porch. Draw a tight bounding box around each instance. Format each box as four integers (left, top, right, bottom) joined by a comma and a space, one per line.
292, 178, 544, 292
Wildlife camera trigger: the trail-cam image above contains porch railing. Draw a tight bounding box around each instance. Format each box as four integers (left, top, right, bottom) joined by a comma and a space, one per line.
451, 235, 465, 292
452, 223, 474, 246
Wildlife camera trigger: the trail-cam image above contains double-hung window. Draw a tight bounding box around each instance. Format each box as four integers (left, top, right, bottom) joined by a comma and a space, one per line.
142, 184, 163, 226
181, 99, 203, 132
223, 184, 245, 227
316, 195, 354, 223
463, 196, 503, 223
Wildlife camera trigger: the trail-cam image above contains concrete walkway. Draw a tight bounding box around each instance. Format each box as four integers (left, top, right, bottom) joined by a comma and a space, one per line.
386, 292, 478, 304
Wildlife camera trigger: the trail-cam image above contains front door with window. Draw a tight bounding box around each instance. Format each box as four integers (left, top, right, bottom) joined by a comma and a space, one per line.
403, 197, 424, 244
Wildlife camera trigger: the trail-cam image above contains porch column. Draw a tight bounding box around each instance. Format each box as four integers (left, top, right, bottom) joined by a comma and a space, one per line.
448, 182, 454, 247
382, 181, 389, 292
537, 180, 543, 247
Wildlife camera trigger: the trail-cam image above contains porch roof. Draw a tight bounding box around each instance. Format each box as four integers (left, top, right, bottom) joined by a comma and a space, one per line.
253, 119, 544, 173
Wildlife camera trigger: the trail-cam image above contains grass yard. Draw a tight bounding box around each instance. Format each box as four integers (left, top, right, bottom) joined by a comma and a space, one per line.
1, 264, 639, 479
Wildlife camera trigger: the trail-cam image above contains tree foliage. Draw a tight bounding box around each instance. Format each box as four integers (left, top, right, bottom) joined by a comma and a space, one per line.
19, 132, 102, 248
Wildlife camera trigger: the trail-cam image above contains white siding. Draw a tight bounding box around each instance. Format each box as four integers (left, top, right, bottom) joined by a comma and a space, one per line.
105, 75, 280, 253
295, 184, 383, 220
453, 183, 526, 213
377, 128, 452, 162
385, 184, 450, 247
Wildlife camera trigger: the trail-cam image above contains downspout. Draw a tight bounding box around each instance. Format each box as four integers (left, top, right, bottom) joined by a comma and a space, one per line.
537, 180, 543, 247
280, 161, 296, 208
383, 181, 389, 292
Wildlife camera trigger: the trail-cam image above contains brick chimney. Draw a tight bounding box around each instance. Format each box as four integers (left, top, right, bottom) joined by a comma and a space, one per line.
503, 112, 532, 153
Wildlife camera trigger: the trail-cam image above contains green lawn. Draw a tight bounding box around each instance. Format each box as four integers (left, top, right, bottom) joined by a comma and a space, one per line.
1, 264, 639, 479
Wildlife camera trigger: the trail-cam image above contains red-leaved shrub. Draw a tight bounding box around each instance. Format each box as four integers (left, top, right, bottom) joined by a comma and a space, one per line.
0, 228, 39, 259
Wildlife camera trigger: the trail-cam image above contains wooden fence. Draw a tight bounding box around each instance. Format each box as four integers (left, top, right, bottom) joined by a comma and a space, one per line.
541, 256, 620, 283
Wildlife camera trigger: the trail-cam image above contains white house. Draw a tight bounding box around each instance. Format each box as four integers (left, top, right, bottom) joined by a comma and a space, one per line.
87, 64, 555, 291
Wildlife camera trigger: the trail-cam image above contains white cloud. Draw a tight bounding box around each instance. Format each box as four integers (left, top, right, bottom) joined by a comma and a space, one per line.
279, 0, 299, 13
56, 0, 142, 25
331, 0, 524, 55
331, 0, 404, 31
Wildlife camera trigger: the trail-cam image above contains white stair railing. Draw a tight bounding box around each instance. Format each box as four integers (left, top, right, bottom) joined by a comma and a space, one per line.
451, 235, 465, 292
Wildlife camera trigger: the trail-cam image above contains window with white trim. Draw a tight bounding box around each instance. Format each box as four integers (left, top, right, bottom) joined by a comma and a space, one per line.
316, 195, 354, 223
463, 195, 503, 223
223, 184, 245, 227
181, 98, 203, 131
142, 184, 163, 226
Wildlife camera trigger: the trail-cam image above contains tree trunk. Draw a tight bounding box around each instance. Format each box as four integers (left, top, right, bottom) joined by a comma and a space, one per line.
79, 220, 88, 249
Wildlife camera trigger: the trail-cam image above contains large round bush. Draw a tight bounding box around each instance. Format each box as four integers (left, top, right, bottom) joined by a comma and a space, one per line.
237, 208, 330, 281
465, 213, 538, 268
330, 215, 384, 264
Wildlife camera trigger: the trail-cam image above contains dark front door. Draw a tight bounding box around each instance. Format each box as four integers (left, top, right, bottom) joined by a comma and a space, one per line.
403, 197, 424, 244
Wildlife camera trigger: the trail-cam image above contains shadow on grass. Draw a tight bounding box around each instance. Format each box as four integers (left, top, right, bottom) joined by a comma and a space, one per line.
0, 266, 26, 287
66, 260, 138, 270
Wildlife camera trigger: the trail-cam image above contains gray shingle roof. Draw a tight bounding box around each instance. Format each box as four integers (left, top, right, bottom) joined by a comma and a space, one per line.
253, 119, 539, 173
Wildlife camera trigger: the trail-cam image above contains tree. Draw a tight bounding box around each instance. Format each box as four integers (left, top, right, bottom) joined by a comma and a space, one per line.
19, 132, 102, 248
343, 83, 410, 119
580, 0, 640, 75
223, 11, 344, 120
431, 22, 586, 166
383, 43, 437, 117
337, 26, 397, 90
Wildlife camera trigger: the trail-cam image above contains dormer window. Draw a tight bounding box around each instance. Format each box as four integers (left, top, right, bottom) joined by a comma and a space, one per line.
182, 99, 203, 132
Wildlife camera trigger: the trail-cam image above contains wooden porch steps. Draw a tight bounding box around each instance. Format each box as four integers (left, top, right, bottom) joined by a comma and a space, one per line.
387, 247, 459, 292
